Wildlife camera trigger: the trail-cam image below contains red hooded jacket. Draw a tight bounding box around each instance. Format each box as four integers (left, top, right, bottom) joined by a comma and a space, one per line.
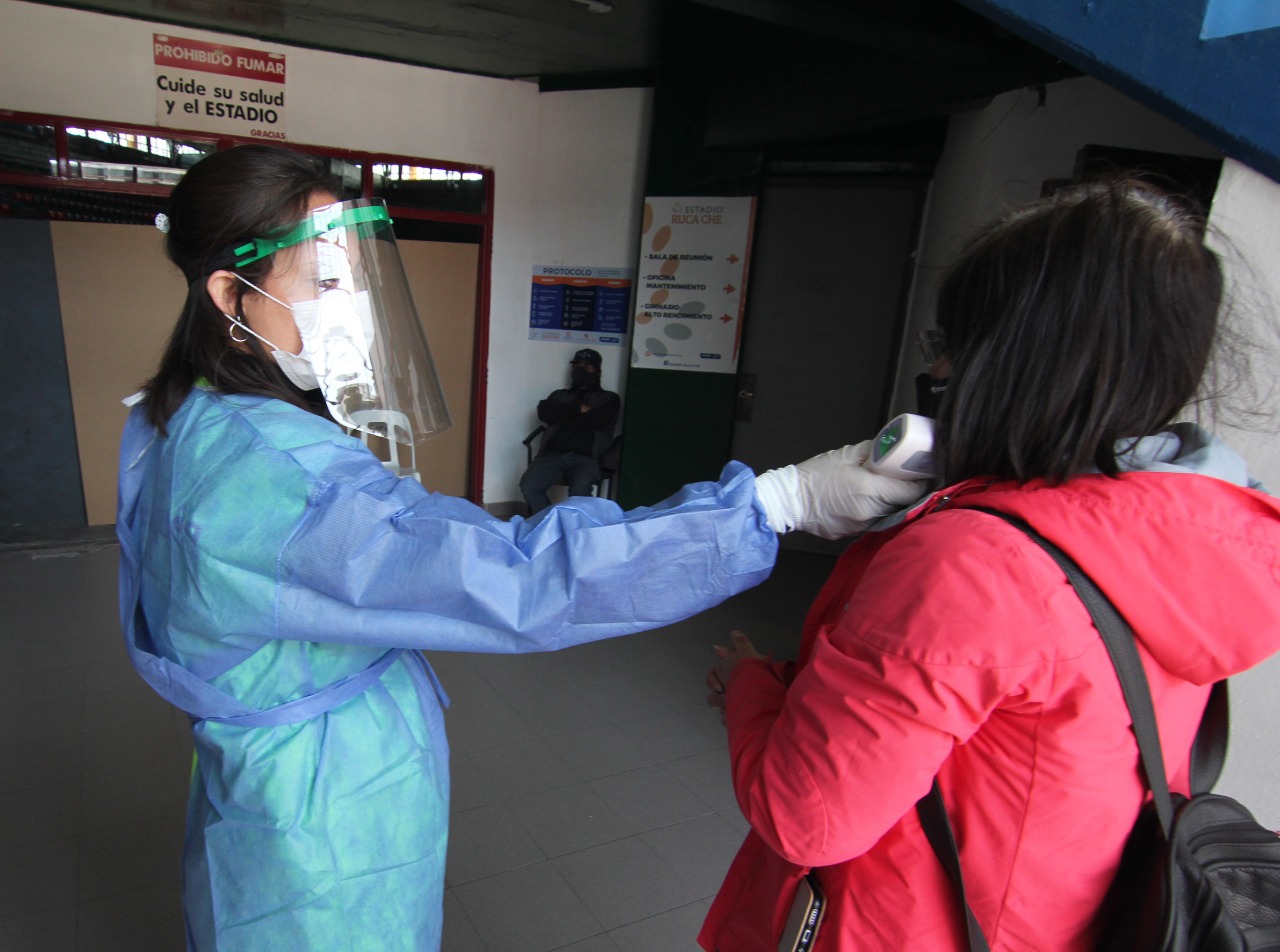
701, 467, 1280, 951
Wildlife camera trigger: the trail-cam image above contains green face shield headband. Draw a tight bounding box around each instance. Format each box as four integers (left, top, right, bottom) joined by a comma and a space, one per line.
230, 204, 392, 269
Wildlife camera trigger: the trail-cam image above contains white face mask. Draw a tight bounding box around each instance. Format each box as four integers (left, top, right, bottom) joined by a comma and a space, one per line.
226, 274, 377, 406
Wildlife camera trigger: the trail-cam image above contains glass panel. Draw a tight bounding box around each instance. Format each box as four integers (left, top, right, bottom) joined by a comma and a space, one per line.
372, 163, 486, 215
66, 128, 214, 185
0, 183, 167, 224
391, 218, 482, 244
325, 156, 363, 200
0, 121, 57, 177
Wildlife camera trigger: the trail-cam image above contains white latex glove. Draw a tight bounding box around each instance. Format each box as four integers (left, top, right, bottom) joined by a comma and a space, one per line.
754, 440, 930, 539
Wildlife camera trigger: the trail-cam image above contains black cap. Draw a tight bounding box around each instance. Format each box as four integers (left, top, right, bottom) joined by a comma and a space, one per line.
571, 348, 602, 368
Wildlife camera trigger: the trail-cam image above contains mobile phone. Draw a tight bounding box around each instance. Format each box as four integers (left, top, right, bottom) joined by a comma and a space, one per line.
778, 873, 826, 952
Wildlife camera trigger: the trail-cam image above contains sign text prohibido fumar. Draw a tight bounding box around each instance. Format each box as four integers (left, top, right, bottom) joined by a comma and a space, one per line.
631, 196, 756, 374
154, 34, 287, 141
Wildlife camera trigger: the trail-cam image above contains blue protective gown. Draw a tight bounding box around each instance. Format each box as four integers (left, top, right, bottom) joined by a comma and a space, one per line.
115, 388, 777, 952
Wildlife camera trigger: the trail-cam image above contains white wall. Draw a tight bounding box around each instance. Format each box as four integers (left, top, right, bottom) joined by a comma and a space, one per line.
1200, 159, 1280, 825
0, 0, 651, 507
891, 76, 1222, 413
493, 86, 651, 506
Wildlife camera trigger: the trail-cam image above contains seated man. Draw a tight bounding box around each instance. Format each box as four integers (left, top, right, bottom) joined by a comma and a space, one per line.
520, 348, 621, 514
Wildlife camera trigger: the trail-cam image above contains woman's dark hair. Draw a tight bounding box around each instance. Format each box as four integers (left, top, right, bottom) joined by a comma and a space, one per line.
933, 180, 1224, 485
144, 145, 342, 433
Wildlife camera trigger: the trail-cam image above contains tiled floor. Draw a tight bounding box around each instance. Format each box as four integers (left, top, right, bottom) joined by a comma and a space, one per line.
0, 534, 835, 951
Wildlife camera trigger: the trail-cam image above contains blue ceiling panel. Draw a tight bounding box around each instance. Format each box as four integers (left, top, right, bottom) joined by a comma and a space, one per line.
957, 0, 1280, 182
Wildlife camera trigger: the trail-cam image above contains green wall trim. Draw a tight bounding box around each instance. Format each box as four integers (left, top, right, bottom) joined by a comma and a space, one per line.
616, 368, 741, 508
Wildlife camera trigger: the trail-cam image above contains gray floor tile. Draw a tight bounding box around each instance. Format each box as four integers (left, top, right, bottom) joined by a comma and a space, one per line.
0, 662, 89, 713
442, 682, 539, 754
78, 761, 188, 833
543, 723, 658, 780
442, 886, 488, 952
508, 783, 632, 858
551, 934, 622, 951
507, 688, 613, 737
552, 837, 693, 931
473, 651, 590, 701
614, 708, 724, 762
641, 813, 745, 898
664, 748, 738, 812
0, 836, 79, 920
448, 801, 547, 885
0, 735, 82, 793
553, 640, 670, 690
425, 651, 492, 697
77, 643, 145, 698
578, 673, 679, 722
0, 697, 84, 748
80, 684, 174, 735
468, 737, 586, 799
718, 807, 750, 839
0, 906, 77, 952
609, 898, 712, 952
79, 719, 185, 779
75, 882, 184, 952
0, 782, 80, 850
451, 752, 502, 813
77, 815, 184, 902
0, 636, 50, 679
588, 764, 713, 835
453, 862, 603, 952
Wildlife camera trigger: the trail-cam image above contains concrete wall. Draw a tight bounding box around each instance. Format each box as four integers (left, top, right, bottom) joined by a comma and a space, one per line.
0, 0, 651, 508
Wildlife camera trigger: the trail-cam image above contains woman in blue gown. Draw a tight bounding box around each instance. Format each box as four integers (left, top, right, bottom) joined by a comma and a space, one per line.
117, 144, 924, 951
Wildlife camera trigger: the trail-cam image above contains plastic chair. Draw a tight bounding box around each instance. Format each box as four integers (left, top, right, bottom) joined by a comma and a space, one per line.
522, 426, 622, 500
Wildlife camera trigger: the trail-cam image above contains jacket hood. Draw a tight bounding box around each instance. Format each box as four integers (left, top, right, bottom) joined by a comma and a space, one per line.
952, 424, 1280, 685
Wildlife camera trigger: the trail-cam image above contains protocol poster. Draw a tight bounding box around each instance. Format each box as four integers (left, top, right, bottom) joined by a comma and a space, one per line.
631, 196, 756, 374
528, 266, 633, 347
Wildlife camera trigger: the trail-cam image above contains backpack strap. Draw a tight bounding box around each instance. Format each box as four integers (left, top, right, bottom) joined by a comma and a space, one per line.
970, 508, 1229, 828
917, 780, 992, 952
917, 506, 1230, 951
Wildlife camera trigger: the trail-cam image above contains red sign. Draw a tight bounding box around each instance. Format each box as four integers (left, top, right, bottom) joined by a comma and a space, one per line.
153, 34, 285, 84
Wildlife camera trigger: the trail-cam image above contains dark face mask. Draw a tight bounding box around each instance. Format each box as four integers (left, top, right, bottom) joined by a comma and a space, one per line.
571, 367, 595, 388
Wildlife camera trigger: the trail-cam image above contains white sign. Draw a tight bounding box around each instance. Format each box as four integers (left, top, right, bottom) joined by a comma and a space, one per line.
154, 33, 288, 142
631, 196, 756, 374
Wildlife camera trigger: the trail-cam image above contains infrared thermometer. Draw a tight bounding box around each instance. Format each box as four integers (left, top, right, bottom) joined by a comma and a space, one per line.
867, 413, 934, 479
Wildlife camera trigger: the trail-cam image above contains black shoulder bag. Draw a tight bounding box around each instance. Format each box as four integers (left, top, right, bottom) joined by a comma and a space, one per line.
917, 509, 1280, 952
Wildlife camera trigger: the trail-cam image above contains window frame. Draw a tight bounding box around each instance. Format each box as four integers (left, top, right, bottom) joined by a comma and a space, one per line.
0, 109, 495, 503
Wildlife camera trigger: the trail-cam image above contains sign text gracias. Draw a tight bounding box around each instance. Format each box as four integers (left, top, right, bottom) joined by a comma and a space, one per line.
154, 34, 287, 141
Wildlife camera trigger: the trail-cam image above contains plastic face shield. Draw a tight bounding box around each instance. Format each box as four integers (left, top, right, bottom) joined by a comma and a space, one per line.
234, 198, 451, 446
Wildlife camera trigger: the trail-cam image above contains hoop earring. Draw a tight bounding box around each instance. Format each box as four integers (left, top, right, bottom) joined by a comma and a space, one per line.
225, 313, 248, 343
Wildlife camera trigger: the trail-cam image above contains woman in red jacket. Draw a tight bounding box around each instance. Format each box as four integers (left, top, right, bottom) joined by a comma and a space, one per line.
700, 180, 1280, 951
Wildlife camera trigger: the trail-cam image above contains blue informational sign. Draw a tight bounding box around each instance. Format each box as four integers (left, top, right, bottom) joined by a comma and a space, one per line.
529, 265, 633, 346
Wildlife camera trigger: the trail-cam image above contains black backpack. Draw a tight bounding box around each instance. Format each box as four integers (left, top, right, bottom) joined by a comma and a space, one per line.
917, 509, 1280, 951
